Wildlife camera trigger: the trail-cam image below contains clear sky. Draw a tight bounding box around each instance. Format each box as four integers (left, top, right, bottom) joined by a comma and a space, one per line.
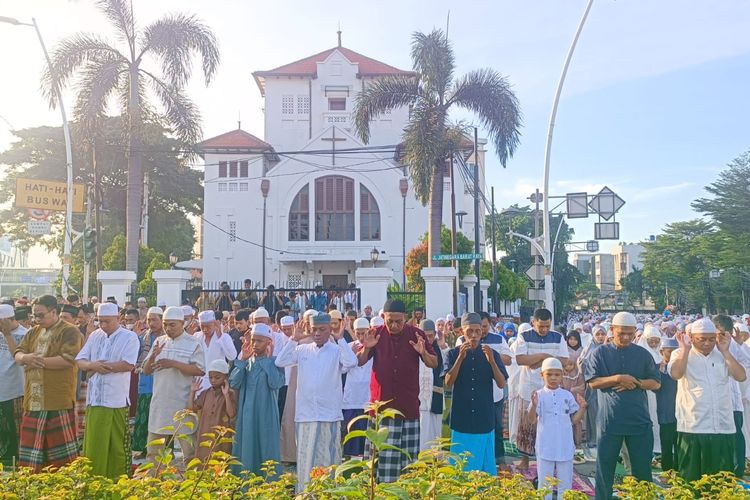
1, 0, 749, 267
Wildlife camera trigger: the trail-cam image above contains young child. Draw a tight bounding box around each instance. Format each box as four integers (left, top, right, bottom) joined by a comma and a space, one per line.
230, 323, 285, 476
341, 318, 373, 457
188, 358, 237, 461
527, 358, 586, 500
561, 357, 585, 449
654, 337, 679, 471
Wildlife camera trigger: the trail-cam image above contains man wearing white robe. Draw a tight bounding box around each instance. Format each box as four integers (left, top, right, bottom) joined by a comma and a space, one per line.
275, 312, 357, 492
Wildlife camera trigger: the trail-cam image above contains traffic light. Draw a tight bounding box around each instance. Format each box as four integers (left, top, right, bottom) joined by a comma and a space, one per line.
83, 228, 96, 262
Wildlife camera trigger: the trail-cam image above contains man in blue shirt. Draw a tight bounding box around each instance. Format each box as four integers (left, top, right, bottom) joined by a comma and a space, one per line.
584, 311, 661, 500
309, 286, 328, 312
445, 312, 508, 474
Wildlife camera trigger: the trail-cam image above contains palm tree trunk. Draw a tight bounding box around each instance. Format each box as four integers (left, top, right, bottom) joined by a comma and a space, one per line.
125, 67, 143, 274
427, 159, 444, 267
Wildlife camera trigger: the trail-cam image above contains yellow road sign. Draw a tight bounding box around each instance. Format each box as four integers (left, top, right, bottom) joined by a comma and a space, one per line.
15, 178, 85, 213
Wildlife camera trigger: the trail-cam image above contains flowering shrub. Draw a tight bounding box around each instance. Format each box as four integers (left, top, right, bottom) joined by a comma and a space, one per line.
0, 405, 745, 499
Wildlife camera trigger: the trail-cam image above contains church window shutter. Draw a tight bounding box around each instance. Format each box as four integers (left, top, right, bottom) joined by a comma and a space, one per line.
218, 161, 227, 178
239, 161, 249, 177
289, 185, 310, 241
315, 175, 354, 241
360, 185, 381, 241
229, 161, 238, 177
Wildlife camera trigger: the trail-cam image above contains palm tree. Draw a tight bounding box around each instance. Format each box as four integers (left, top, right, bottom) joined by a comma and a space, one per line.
354, 29, 521, 266
41, 0, 219, 273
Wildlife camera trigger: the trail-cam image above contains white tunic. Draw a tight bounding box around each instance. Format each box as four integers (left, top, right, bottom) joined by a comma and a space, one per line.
75, 327, 140, 408
195, 330, 237, 391
514, 332, 569, 401
668, 346, 738, 434
343, 341, 372, 410
532, 386, 579, 462
0, 324, 27, 402
275, 337, 358, 422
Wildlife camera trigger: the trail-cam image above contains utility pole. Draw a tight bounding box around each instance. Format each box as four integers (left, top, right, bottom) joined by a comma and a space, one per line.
491, 187, 498, 313
82, 186, 92, 300
473, 127, 481, 312
141, 170, 149, 246
92, 142, 103, 298
450, 154, 458, 314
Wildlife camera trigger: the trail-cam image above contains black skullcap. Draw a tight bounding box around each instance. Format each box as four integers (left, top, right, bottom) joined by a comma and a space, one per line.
15, 306, 30, 321
61, 304, 79, 316
383, 299, 406, 313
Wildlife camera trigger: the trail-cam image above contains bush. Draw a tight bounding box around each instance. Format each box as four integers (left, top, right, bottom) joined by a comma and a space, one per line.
0, 405, 746, 499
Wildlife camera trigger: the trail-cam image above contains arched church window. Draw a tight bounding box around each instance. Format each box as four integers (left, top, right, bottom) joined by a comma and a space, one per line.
315, 176, 354, 241
289, 185, 309, 241
360, 185, 380, 241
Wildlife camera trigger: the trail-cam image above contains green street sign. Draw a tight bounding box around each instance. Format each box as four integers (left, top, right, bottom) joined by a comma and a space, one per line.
432, 253, 482, 261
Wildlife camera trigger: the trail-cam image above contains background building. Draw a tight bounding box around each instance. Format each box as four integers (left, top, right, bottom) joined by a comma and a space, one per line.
198, 41, 486, 288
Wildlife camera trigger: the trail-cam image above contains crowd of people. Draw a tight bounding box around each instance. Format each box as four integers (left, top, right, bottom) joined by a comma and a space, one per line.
1, 290, 749, 499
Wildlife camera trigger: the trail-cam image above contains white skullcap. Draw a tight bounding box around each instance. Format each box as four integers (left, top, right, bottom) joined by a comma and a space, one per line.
436, 317, 445, 323
147, 306, 163, 316
573, 322, 583, 330
378, 309, 384, 317
643, 325, 661, 339
363, 304, 372, 309
163, 306, 186, 321
370, 316, 384, 327
743, 314, 750, 320
157, 299, 167, 307
303, 309, 317, 320
735, 323, 750, 334
353, 317, 370, 330
612, 312, 637, 328
253, 308, 270, 320
0, 304, 14, 319
181, 305, 194, 317
97, 302, 118, 317
446, 313, 455, 322
541, 357, 563, 372
251, 323, 272, 338
518, 322, 533, 334
137, 297, 147, 303
280, 316, 295, 327
198, 310, 216, 323
691, 318, 716, 334
207, 358, 229, 374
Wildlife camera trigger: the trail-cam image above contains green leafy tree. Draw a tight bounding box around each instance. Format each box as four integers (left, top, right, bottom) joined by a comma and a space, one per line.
0, 119, 200, 263
354, 29, 521, 266
41, 0, 219, 274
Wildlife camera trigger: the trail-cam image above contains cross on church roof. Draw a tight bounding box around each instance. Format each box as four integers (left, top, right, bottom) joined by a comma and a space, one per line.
321, 126, 346, 166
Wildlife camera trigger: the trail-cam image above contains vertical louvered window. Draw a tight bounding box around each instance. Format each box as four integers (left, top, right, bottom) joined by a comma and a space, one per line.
315, 176, 354, 241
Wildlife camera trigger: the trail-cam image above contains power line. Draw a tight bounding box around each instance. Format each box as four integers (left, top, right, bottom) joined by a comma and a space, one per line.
199, 216, 326, 256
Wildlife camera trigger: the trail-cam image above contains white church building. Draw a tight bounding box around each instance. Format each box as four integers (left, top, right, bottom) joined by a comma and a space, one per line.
196, 39, 486, 289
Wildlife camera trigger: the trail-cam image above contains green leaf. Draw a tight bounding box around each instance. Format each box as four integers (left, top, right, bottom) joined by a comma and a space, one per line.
147, 438, 166, 447
377, 483, 410, 499
342, 430, 368, 445
186, 458, 202, 470
334, 460, 367, 477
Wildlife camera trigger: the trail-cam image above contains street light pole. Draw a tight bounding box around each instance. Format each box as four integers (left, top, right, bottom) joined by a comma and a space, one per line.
399, 178, 409, 290
541, 0, 594, 324
473, 127, 481, 312
261, 179, 270, 287
0, 16, 75, 295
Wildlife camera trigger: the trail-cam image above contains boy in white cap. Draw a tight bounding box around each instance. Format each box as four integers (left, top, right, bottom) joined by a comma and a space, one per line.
341, 317, 373, 457
189, 358, 236, 461
275, 312, 357, 491
75, 302, 140, 478
669, 317, 746, 481
584, 311, 661, 500
142, 306, 205, 465
0, 303, 27, 465
527, 357, 586, 500
230, 323, 284, 476
195, 310, 237, 393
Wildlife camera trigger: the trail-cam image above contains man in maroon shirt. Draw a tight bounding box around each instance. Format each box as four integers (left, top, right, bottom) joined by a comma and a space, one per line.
357, 299, 437, 482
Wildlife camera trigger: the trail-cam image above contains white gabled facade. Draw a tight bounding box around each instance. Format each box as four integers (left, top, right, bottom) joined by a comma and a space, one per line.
198, 43, 485, 288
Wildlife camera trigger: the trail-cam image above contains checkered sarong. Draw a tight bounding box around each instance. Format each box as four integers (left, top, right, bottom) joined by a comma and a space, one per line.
365, 418, 419, 483
19, 409, 79, 471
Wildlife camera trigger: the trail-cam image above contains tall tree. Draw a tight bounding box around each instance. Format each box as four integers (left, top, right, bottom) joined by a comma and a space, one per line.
41, 0, 219, 273
0, 119, 201, 261
353, 30, 521, 265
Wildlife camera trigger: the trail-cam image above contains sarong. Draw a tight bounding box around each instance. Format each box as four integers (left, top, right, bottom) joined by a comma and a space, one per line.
365, 417, 419, 483
515, 398, 536, 456
419, 411, 442, 452
0, 397, 23, 465
342, 409, 366, 456
75, 379, 88, 442
132, 393, 152, 452
280, 366, 297, 462
82, 406, 131, 479
295, 421, 341, 492
19, 409, 79, 471
450, 430, 496, 475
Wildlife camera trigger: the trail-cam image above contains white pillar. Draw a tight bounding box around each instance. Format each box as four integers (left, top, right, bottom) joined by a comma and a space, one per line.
480, 279, 490, 312
152, 269, 192, 307
422, 267, 457, 320
355, 267, 393, 312
97, 271, 136, 306
461, 276, 478, 313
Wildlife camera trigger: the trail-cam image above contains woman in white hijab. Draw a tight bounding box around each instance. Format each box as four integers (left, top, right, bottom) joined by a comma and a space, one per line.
638, 324, 663, 456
